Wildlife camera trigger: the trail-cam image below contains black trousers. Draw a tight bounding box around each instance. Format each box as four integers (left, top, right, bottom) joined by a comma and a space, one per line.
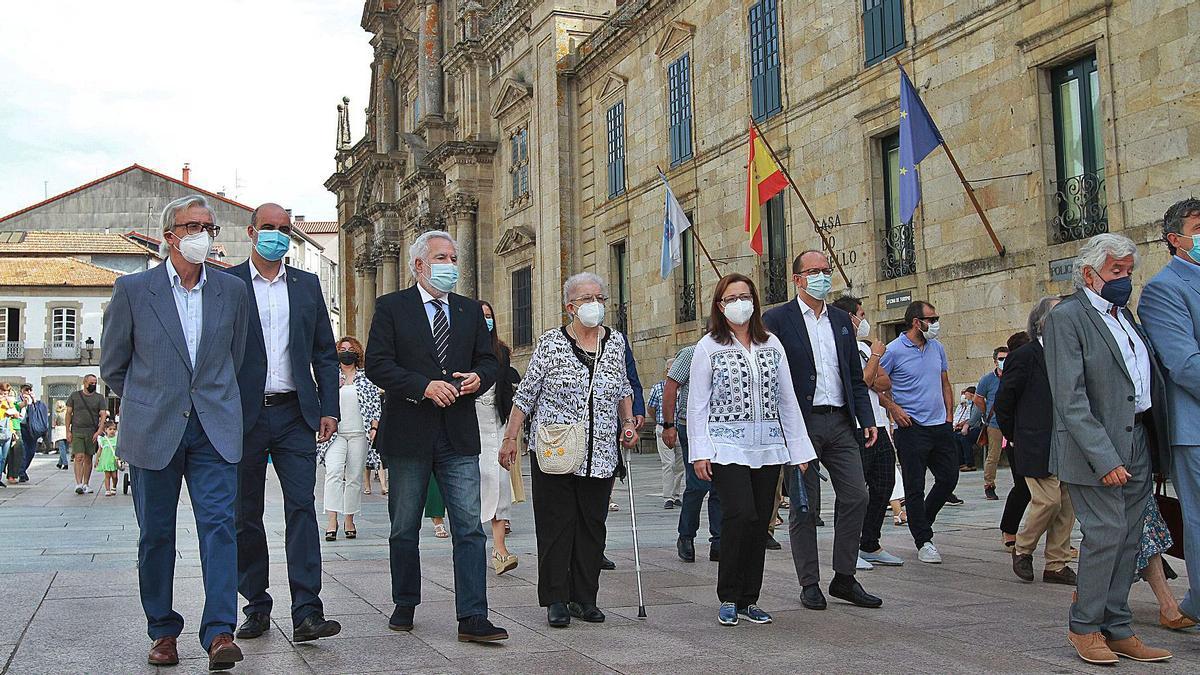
858, 427, 896, 553
711, 462, 780, 607
1000, 454, 1031, 536
894, 423, 959, 548
530, 460, 613, 607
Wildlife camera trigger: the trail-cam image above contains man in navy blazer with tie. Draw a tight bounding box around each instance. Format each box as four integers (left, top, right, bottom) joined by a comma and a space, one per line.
762, 250, 883, 611
224, 203, 343, 644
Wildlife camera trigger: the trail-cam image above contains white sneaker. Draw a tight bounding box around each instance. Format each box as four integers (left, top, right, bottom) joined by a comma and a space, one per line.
74, 484, 84, 495
861, 549, 905, 566
917, 542, 942, 564
856, 556, 874, 571
83, 485, 94, 494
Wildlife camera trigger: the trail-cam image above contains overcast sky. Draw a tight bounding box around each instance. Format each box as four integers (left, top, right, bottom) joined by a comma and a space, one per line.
0, 1, 372, 221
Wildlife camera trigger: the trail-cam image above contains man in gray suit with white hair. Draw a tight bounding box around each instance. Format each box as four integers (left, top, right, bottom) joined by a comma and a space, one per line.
102, 195, 251, 670
1044, 233, 1172, 665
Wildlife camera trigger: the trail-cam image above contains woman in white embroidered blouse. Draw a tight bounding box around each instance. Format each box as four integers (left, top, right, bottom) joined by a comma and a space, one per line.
687, 273, 816, 627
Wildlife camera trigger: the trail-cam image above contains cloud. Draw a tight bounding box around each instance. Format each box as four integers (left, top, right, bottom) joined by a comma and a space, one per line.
0, 0, 372, 220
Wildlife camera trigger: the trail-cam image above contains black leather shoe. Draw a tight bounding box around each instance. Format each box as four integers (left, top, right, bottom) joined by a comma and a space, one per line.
829, 576, 882, 608
457, 615, 508, 642
765, 535, 781, 550
293, 613, 342, 642
235, 612, 271, 639
388, 605, 414, 632
600, 556, 616, 570
801, 584, 827, 610
567, 602, 606, 623
677, 537, 695, 563
547, 602, 571, 628
1012, 553, 1034, 582
709, 545, 720, 562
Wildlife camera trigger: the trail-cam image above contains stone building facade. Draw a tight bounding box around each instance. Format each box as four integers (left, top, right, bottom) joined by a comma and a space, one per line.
328, 0, 1199, 388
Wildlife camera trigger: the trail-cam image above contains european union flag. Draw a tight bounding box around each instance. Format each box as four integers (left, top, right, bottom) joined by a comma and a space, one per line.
898, 65, 945, 226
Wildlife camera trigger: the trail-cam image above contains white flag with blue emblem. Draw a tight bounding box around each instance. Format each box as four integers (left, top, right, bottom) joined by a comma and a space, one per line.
659, 171, 692, 279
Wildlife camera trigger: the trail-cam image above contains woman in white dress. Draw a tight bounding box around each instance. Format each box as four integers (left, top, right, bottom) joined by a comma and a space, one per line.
479, 301, 520, 574
319, 336, 382, 540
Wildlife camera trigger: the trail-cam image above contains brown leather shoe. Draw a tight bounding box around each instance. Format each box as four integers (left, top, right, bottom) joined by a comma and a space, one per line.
1067, 630, 1118, 665
148, 636, 179, 666
1159, 612, 1198, 631
207, 633, 244, 671
1107, 635, 1172, 662
1042, 566, 1077, 586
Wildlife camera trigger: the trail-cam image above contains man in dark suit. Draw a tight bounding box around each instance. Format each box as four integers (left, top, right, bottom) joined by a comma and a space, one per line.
762, 250, 882, 611
226, 203, 342, 644
994, 297, 1076, 585
365, 230, 506, 642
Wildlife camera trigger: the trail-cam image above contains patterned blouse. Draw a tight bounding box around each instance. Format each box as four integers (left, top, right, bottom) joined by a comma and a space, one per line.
686, 333, 816, 468
513, 326, 634, 479
318, 368, 382, 463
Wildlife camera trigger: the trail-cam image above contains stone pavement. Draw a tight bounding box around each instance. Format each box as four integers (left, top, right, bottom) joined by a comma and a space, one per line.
0, 451, 1197, 674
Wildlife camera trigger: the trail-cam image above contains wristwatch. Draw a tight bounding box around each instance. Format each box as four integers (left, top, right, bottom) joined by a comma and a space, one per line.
662, 422, 675, 429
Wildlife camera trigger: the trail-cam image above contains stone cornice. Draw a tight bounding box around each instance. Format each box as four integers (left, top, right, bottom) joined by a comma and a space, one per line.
427, 140, 499, 170
445, 193, 480, 216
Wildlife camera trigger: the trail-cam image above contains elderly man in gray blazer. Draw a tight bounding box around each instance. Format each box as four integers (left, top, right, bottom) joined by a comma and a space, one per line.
1044, 233, 1172, 666
101, 195, 250, 671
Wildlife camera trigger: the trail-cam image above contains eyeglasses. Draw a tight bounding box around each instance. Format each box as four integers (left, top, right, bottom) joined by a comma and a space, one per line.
798, 268, 834, 276
720, 293, 755, 305
256, 224, 293, 236
921, 315, 940, 323
571, 295, 608, 304
174, 221, 221, 236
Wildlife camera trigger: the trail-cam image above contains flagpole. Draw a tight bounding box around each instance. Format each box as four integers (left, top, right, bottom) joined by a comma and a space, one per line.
892, 57, 1005, 257
658, 165, 722, 277
749, 118, 852, 288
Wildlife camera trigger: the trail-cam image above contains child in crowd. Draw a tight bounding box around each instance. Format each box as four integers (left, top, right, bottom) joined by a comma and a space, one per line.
95, 422, 120, 496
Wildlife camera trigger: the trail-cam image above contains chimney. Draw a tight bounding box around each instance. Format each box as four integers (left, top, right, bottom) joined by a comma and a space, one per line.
182, 163, 191, 184
295, 215, 305, 222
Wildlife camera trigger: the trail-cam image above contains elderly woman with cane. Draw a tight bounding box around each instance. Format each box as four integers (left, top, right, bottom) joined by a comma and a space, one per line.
499, 272, 636, 629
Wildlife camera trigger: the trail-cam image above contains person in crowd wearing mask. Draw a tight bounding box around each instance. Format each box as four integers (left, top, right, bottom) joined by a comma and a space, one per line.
689, 273, 815, 625
974, 346, 1009, 501
1138, 197, 1200, 629
51, 399, 68, 470
762, 252, 882, 611
952, 386, 980, 471
478, 301, 521, 575
648, 359, 684, 509
994, 331, 1037, 558
1045, 233, 1172, 664
831, 294, 905, 569
66, 374, 108, 494
879, 301, 956, 564
226, 204, 342, 644
365, 230, 506, 642
101, 195, 250, 669
319, 337, 381, 541
499, 272, 636, 628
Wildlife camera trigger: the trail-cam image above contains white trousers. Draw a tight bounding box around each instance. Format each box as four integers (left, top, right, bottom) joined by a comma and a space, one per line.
656, 424, 684, 499
323, 432, 369, 515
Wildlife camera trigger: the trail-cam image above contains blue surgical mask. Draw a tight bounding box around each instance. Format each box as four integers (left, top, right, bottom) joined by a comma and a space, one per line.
804, 272, 833, 301
1180, 233, 1200, 260
427, 263, 459, 293
1098, 274, 1133, 308
254, 228, 290, 262
485, 317, 494, 332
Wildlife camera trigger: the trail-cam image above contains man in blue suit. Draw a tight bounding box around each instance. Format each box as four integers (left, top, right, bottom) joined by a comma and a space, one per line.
763, 250, 883, 611
1138, 197, 1200, 626
101, 195, 250, 670
225, 203, 342, 644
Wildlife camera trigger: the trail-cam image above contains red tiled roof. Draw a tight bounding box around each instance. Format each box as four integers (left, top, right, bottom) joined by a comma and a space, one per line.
0, 164, 254, 223
297, 221, 339, 235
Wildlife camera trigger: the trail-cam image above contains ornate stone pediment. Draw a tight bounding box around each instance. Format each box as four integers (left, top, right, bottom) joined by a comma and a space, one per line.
598, 72, 627, 101
490, 78, 533, 119
654, 21, 695, 59
494, 224, 536, 256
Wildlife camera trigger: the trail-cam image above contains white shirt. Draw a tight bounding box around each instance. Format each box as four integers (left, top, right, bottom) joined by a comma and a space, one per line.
252, 262, 295, 394
856, 341, 889, 428
1083, 288, 1151, 413
338, 384, 364, 433
798, 297, 845, 407
686, 333, 817, 467
418, 283, 450, 334
165, 257, 205, 368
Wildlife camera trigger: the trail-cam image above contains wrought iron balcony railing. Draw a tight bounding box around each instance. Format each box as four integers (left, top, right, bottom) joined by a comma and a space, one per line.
47, 340, 80, 360
882, 221, 916, 280
614, 302, 630, 336
1, 341, 22, 360
1052, 171, 1108, 244
765, 257, 790, 305
677, 283, 697, 323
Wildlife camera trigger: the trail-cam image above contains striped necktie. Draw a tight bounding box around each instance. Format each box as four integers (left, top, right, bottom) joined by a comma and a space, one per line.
431, 298, 449, 366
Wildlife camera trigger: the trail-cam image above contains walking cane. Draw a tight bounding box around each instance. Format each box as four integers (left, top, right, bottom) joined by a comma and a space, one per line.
622, 428, 648, 618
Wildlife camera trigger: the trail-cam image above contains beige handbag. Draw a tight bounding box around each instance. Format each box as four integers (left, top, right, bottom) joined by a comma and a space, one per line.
534, 336, 606, 475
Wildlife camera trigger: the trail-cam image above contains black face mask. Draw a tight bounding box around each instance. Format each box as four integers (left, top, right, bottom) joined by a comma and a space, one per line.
85, 384, 97, 393
338, 351, 358, 366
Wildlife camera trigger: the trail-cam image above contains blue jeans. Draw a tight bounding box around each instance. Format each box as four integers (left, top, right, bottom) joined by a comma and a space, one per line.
677, 423, 722, 544
0, 433, 10, 476
55, 439, 69, 466
131, 412, 237, 650
1173, 445, 1200, 620
19, 427, 36, 480
387, 425, 488, 620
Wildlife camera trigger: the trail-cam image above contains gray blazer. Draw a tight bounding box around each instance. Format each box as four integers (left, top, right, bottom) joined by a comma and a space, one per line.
100, 262, 250, 470
1044, 289, 1169, 485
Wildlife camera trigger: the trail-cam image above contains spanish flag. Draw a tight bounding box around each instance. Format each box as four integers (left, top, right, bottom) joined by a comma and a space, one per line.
745, 122, 789, 255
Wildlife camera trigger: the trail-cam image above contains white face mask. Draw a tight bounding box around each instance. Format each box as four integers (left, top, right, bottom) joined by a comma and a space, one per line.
575, 301, 605, 328
921, 319, 941, 341
856, 317, 871, 339
722, 299, 755, 326
173, 232, 212, 265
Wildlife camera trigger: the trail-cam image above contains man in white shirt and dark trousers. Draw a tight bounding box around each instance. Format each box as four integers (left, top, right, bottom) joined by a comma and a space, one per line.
763, 251, 882, 611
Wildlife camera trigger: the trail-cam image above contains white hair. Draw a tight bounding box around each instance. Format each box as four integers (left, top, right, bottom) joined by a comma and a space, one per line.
159, 195, 215, 256
408, 230, 457, 276
562, 272, 607, 305
1072, 233, 1138, 290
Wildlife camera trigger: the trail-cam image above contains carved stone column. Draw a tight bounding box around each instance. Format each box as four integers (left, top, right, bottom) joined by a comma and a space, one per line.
378, 242, 401, 296
355, 257, 379, 339
417, 0, 444, 121
446, 194, 479, 299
